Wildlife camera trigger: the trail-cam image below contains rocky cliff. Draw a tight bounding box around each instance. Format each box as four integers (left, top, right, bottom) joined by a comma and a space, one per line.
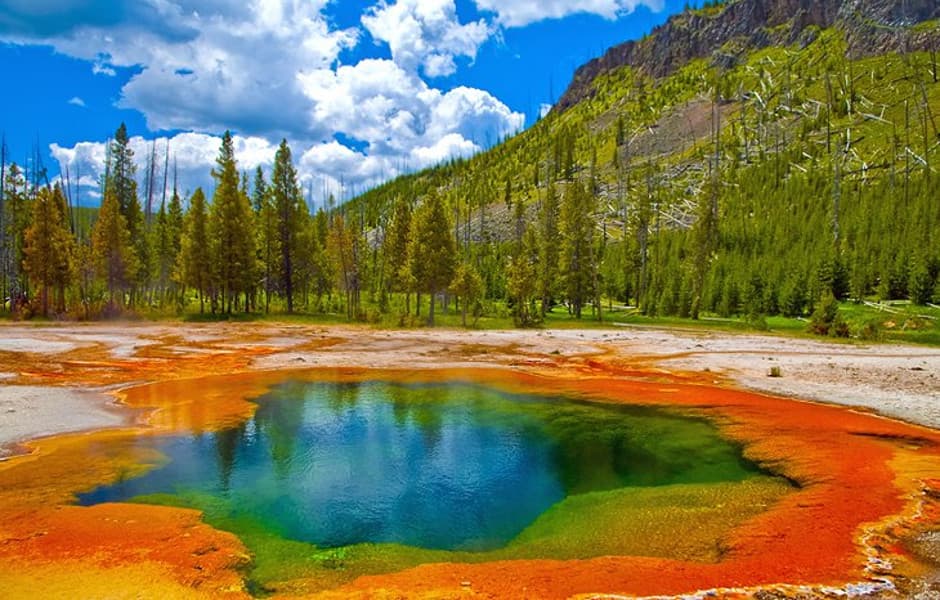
555, 0, 939, 113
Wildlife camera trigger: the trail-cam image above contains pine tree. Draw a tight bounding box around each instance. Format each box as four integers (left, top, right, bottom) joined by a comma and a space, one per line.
311, 207, 333, 310
328, 213, 366, 320
166, 187, 184, 305
253, 167, 278, 312
295, 212, 321, 311
153, 202, 172, 301
384, 195, 413, 315
408, 191, 456, 327
50, 186, 76, 312
107, 123, 148, 302
252, 166, 268, 213
507, 224, 541, 327
909, 254, 933, 306
271, 140, 305, 313
560, 180, 596, 319
449, 260, 483, 327
538, 182, 560, 315
208, 132, 256, 314
91, 187, 137, 309
110, 124, 137, 222
179, 188, 211, 313
152, 188, 185, 308
23, 185, 74, 316
2, 163, 29, 308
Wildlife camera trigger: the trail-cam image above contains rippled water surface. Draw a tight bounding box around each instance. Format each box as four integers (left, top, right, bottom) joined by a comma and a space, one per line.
80, 379, 764, 551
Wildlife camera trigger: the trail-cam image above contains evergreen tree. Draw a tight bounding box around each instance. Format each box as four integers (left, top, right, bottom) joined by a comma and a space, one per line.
507, 224, 541, 326
153, 202, 172, 300
295, 212, 321, 311
408, 191, 456, 326
252, 166, 268, 213
2, 163, 29, 307
151, 188, 185, 308
179, 188, 211, 313
383, 195, 413, 315
208, 132, 256, 314
271, 140, 305, 313
311, 207, 333, 310
327, 213, 366, 320
50, 185, 76, 312
538, 182, 560, 315
449, 260, 483, 327
92, 187, 137, 309
166, 187, 184, 304
23, 185, 74, 316
560, 180, 596, 319
109, 124, 138, 223
253, 167, 278, 312
909, 254, 934, 306
107, 123, 148, 302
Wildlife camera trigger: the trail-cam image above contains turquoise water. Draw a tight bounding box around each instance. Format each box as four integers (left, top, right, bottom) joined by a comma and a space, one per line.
79, 379, 763, 552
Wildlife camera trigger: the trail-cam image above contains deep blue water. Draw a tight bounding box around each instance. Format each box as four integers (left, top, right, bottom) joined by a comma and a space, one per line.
78, 379, 760, 551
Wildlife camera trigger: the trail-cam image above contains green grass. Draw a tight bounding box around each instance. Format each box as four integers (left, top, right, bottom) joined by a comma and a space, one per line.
4, 293, 937, 347
912, 19, 940, 34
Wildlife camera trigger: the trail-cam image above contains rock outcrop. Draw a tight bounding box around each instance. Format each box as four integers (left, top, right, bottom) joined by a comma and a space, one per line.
555, 0, 939, 113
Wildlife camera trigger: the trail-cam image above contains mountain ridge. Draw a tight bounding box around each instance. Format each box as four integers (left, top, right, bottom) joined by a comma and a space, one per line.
556, 0, 940, 113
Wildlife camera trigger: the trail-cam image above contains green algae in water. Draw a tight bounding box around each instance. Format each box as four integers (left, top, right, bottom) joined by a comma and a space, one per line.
78, 379, 789, 591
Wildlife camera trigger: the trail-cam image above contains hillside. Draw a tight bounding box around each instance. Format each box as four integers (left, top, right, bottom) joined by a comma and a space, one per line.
557, 0, 940, 111
348, 0, 940, 324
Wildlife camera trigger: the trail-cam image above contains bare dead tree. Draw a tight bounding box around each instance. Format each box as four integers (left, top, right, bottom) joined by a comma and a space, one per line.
905, 99, 912, 205
75, 159, 83, 241
146, 139, 157, 222
161, 139, 170, 211
63, 163, 75, 234
1, 134, 6, 303
825, 72, 834, 156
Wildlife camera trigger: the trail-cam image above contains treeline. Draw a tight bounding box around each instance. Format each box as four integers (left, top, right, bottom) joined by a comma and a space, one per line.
1, 118, 937, 326
2, 34, 939, 327
344, 33, 940, 328
0, 125, 487, 324
0, 122, 622, 326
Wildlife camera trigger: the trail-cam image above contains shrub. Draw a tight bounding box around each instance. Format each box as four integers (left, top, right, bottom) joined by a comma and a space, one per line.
808, 292, 849, 338
855, 319, 883, 341
746, 311, 769, 331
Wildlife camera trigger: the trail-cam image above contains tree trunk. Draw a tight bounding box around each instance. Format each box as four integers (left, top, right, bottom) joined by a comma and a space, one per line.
285, 253, 293, 313
428, 291, 436, 327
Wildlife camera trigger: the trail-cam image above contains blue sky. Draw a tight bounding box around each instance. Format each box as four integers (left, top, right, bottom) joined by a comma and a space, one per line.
0, 0, 691, 205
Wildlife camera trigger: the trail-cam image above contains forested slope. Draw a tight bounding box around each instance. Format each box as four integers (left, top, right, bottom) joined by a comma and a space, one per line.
348, 0, 940, 323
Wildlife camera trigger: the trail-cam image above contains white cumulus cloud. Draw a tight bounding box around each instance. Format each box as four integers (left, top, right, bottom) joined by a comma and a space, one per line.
299, 59, 523, 162
3, 0, 567, 197
4, 0, 358, 138
50, 133, 279, 206
363, 0, 491, 78
473, 0, 664, 28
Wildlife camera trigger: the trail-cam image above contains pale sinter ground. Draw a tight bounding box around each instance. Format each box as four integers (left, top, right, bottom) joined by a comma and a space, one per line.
0, 322, 937, 457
